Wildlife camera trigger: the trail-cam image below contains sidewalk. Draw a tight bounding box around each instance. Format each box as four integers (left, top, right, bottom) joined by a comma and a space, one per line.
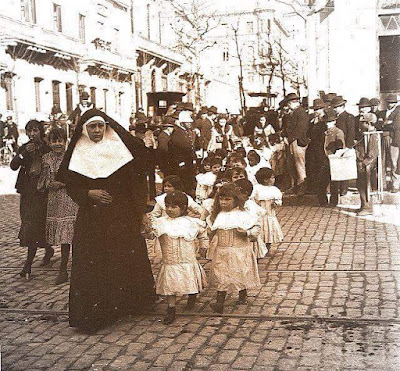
1, 194, 400, 370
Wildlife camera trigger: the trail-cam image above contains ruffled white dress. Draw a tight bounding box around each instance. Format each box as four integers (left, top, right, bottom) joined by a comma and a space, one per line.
150, 193, 204, 254
252, 184, 284, 244
195, 172, 216, 202
244, 199, 269, 258
152, 216, 208, 296
207, 209, 261, 292
201, 197, 214, 219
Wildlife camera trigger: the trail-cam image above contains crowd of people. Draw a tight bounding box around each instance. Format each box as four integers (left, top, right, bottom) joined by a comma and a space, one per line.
8, 89, 400, 330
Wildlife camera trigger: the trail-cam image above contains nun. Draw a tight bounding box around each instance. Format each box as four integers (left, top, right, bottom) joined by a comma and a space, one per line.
57, 109, 156, 332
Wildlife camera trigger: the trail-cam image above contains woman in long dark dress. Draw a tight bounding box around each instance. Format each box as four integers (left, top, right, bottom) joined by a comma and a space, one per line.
57, 109, 156, 332
10, 120, 53, 280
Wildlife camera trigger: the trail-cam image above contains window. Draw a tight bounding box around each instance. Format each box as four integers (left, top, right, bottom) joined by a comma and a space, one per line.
66, 83, 73, 114
223, 47, 229, 62
162, 75, 168, 91
90, 87, 96, 106
113, 28, 120, 51
4, 74, 14, 111
103, 89, 108, 112
117, 92, 123, 114
379, 35, 400, 92
52, 80, 60, 108
53, 3, 62, 32
79, 14, 86, 42
247, 21, 254, 34
151, 69, 156, 92
21, 0, 36, 23
34, 77, 43, 112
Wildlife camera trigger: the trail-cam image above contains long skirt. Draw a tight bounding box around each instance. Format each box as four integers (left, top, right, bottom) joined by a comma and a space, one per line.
18, 191, 47, 247
69, 209, 156, 331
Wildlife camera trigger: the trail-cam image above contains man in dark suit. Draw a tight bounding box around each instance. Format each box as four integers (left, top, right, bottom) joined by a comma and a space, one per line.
194, 107, 213, 153
68, 92, 94, 137
0, 114, 5, 144
306, 98, 327, 194
157, 117, 175, 176
168, 110, 197, 196
332, 95, 355, 197
379, 94, 400, 192
285, 93, 310, 195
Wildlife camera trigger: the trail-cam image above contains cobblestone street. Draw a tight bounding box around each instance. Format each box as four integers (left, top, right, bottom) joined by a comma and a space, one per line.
1, 193, 400, 370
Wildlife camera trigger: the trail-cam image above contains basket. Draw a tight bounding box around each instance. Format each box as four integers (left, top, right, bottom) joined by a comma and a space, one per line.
328, 148, 358, 181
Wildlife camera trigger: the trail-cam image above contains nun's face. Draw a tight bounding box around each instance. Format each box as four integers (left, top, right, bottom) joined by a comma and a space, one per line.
86, 120, 105, 142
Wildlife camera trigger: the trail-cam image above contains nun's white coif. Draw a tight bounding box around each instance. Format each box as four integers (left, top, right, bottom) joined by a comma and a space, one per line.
68, 116, 134, 179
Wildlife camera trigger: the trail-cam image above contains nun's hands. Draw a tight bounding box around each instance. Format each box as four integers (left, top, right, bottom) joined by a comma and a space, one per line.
88, 190, 113, 205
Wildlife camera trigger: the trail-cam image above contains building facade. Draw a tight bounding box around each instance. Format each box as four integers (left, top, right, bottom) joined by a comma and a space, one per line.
132, 0, 188, 116
306, 0, 400, 111
0, 0, 136, 129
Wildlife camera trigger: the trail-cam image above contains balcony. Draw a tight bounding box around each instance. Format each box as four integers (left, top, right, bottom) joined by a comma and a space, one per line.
136, 35, 185, 66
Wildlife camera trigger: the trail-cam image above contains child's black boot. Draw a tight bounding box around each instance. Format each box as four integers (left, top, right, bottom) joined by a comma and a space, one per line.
210, 291, 226, 314
186, 294, 197, 310
163, 306, 176, 325
238, 289, 248, 304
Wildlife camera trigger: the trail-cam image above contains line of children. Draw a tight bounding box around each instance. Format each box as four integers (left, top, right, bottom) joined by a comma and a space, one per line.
149, 162, 284, 323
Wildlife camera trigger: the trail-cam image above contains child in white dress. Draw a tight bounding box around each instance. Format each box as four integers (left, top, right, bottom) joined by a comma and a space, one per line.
151, 175, 203, 218
195, 158, 221, 203
207, 183, 261, 313
253, 168, 284, 247
235, 179, 268, 259
151, 191, 208, 325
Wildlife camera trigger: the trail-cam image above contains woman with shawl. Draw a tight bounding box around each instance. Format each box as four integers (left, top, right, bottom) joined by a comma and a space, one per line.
57, 109, 156, 332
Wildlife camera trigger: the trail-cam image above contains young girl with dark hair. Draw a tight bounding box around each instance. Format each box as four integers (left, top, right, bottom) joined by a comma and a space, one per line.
195, 157, 222, 202
253, 168, 284, 248
207, 183, 261, 313
10, 120, 53, 280
151, 191, 208, 324
37, 128, 78, 284
150, 175, 203, 218
208, 115, 236, 152
235, 178, 268, 259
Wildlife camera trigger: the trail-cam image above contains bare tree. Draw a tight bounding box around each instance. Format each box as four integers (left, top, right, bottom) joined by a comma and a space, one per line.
166, 0, 220, 107
231, 22, 247, 115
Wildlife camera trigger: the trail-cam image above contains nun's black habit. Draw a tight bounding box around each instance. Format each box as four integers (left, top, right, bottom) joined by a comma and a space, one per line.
57, 109, 155, 331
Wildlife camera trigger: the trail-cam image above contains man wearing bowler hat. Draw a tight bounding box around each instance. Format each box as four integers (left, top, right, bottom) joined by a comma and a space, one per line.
168, 110, 197, 195
284, 92, 310, 195
68, 91, 95, 136
306, 98, 327, 194
208, 106, 218, 124
157, 117, 175, 175
331, 95, 355, 197
194, 107, 213, 152
370, 98, 381, 115
355, 98, 374, 134
318, 107, 345, 206
381, 94, 400, 192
